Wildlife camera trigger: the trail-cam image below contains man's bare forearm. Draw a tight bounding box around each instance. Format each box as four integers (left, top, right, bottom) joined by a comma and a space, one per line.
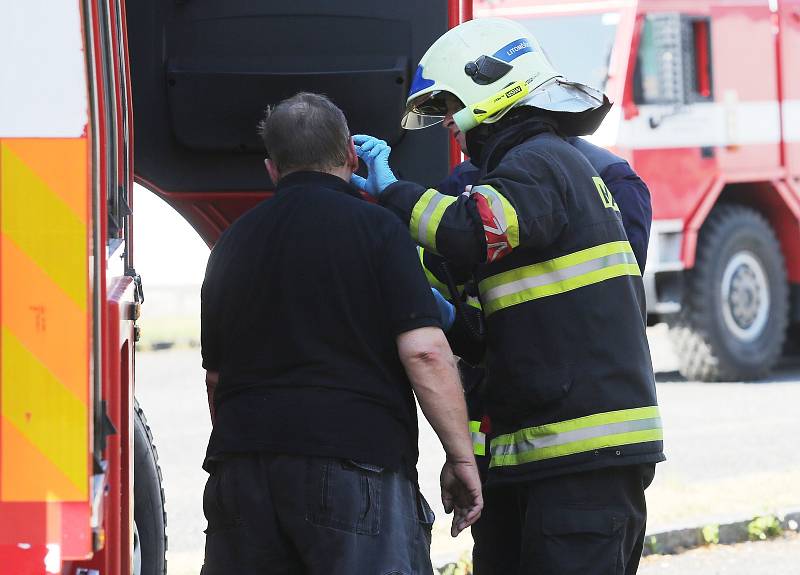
397, 327, 474, 462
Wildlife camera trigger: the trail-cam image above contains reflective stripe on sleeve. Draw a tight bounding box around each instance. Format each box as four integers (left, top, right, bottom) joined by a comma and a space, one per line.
409, 189, 457, 252
417, 247, 449, 294
489, 406, 662, 467
478, 241, 640, 316
470, 420, 486, 456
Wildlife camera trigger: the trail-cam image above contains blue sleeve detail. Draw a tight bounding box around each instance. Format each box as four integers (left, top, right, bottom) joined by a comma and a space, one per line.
601, 163, 652, 273
409, 65, 436, 98
493, 38, 535, 63
436, 161, 480, 197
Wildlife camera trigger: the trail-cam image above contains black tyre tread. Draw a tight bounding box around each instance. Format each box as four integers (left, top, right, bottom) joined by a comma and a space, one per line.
668, 204, 788, 381
134, 398, 168, 575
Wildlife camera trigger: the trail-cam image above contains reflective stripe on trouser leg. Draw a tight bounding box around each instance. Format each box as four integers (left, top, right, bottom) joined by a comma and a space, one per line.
489, 406, 662, 467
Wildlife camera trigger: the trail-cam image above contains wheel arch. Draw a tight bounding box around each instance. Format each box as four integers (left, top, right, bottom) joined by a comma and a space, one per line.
686, 180, 800, 327
715, 182, 800, 284
687, 180, 800, 284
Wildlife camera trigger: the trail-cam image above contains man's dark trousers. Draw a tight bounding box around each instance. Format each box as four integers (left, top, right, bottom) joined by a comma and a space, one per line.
200, 452, 436, 575
472, 464, 656, 575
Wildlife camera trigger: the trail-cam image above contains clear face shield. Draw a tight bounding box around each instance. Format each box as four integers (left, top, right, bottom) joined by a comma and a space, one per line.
401, 91, 460, 130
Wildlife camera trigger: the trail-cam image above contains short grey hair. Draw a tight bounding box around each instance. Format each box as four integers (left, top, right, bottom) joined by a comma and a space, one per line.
258, 92, 351, 174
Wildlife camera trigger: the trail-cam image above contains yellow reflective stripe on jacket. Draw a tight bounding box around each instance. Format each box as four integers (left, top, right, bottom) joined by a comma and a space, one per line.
478, 241, 640, 316
472, 185, 520, 249
417, 247, 449, 294
489, 406, 662, 468
409, 189, 457, 252
489, 406, 664, 467
470, 420, 486, 456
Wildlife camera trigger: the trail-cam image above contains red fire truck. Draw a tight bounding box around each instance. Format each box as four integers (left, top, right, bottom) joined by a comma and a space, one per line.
475, 0, 800, 381
0, 1, 464, 574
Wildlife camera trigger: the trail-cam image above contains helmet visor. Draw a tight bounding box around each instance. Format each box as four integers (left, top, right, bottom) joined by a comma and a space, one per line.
401, 91, 450, 130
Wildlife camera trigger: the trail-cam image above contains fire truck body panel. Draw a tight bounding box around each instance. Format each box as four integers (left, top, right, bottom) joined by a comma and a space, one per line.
2, 1, 461, 572
125, 0, 457, 246
0, 2, 96, 572
0, 0, 141, 573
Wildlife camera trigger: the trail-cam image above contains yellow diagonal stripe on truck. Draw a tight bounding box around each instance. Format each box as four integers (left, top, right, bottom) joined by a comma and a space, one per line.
1, 142, 88, 310
0, 138, 90, 506
1, 236, 88, 401
1, 328, 88, 500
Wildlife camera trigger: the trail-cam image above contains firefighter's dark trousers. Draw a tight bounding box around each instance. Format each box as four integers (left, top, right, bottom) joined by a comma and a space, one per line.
472, 463, 656, 575
200, 453, 435, 575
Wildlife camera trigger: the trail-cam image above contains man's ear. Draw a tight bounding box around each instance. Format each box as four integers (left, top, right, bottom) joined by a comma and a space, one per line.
346, 137, 359, 172
265, 158, 281, 184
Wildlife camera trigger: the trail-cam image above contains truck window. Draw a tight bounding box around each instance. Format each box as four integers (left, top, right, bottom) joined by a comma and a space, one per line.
634, 13, 713, 106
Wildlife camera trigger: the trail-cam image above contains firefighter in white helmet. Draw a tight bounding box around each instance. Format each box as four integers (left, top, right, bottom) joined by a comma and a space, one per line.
352, 17, 663, 574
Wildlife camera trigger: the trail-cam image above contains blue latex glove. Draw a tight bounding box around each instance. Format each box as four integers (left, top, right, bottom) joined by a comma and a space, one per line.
431, 287, 456, 331
350, 134, 398, 197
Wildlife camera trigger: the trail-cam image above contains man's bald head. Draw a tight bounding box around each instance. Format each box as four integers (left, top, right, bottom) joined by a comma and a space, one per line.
258, 92, 351, 175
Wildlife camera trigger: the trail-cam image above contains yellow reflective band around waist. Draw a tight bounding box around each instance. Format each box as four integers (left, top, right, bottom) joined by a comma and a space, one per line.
469, 421, 486, 456
478, 241, 640, 316
410, 190, 457, 252
489, 406, 662, 468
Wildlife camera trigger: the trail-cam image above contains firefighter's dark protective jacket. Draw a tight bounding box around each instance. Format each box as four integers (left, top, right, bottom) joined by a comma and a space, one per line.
380, 120, 665, 485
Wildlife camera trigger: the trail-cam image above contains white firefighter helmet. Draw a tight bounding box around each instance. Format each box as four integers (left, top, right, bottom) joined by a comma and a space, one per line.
402, 17, 608, 134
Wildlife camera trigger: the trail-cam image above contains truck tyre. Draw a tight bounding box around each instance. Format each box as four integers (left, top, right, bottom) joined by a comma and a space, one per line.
669, 204, 788, 381
134, 399, 167, 575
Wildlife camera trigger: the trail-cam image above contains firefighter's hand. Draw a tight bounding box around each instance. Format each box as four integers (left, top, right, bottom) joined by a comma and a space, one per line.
431, 287, 455, 331
352, 134, 397, 196
440, 458, 483, 537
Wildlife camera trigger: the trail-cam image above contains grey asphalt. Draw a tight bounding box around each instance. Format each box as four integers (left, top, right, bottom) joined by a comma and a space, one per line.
639, 532, 800, 574
134, 328, 800, 574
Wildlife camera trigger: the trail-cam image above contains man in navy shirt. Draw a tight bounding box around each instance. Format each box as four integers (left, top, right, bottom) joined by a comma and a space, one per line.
200, 93, 482, 574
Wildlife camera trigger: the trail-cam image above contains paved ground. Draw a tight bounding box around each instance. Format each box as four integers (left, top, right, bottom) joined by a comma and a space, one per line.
639, 532, 800, 574
134, 325, 800, 574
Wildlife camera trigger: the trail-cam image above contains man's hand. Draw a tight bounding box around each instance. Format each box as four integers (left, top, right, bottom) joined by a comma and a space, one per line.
351, 134, 398, 196
441, 457, 483, 537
